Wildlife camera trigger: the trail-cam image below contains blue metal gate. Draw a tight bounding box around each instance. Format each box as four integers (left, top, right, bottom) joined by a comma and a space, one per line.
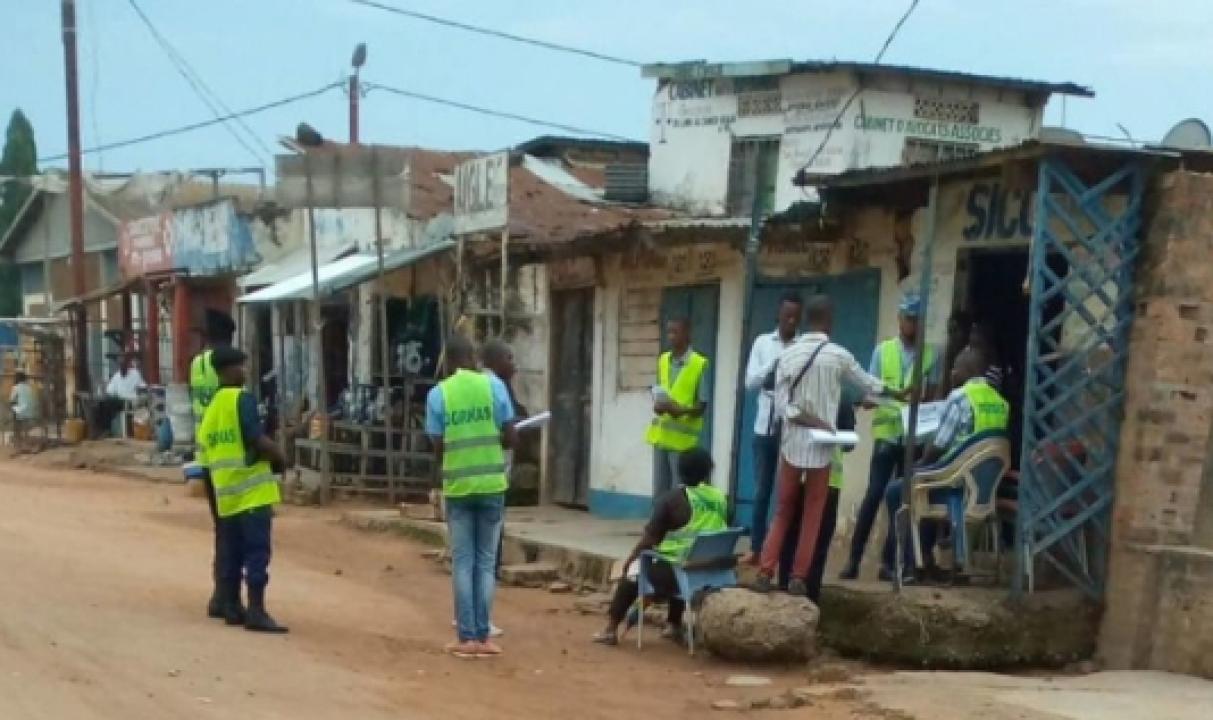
1015, 155, 1145, 598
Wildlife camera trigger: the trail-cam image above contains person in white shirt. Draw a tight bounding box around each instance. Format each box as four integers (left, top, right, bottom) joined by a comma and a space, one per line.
95, 354, 146, 435
751, 295, 905, 595
742, 291, 803, 563
9, 371, 39, 450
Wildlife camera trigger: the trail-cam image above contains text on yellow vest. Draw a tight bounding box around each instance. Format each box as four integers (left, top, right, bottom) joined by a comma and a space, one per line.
438, 369, 508, 498
196, 387, 280, 518
956, 379, 1010, 446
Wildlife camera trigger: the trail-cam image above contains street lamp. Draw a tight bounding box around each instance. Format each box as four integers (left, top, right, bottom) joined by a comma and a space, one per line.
350, 43, 367, 144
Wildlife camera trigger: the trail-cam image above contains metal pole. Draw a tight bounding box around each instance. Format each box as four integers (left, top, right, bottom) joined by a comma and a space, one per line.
895, 177, 941, 591
726, 171, 766, 518
372, 148, 395, 502
304, 154, 332, 500
349, 71, 360, 144
61, 0, 90, 397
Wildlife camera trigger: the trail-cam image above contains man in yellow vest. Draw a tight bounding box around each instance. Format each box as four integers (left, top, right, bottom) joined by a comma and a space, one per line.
840, 294, 939, 581
883, 347, 1009, 583
189, 309, 235, 620
592, 447, 727, 646
426, 335, 517, 659
195, 345, 289, 633
647, 317, 709, 499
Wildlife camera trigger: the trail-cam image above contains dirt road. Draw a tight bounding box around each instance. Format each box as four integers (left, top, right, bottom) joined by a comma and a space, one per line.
0, 460, 865, 719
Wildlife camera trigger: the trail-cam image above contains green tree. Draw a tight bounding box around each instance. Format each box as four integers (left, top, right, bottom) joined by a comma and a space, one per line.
0, 109, 37, 317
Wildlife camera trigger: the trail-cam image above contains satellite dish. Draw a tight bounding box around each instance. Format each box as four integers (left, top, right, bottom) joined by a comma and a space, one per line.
1161, 118, 1212, 150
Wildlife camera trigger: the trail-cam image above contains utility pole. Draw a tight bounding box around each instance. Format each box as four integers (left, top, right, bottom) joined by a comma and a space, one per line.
349, 43, 367, 144
61, 0, 90, 395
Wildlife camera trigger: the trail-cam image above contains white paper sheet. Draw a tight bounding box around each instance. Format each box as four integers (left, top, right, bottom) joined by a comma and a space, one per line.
516, 410, 551, 432
807, 429, 860, 445
901, 401, 945, 440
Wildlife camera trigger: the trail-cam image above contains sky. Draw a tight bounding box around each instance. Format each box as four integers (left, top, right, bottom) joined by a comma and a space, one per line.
3, 0, 1211, 175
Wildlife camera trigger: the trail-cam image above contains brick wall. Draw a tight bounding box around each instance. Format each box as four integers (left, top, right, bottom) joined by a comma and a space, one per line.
1099, 170, 1213, 677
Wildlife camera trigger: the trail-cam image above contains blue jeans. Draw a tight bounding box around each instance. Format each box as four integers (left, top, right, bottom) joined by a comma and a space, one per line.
749, 434, 780, 555
848, 441, 904, 571
447, 493, 505, 642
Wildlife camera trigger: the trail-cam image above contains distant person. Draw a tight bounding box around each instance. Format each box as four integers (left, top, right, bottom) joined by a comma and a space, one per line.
427, 335, 516, 659
647, 317, 709, 499
840, 294, 938, 582
190, 308, 236, 621
742, 291, 802, 563
883, 347, 1009, 583
9, 370, 39, 450
195, 345, 290, 633
592, 447, 726, 646
968, 320, 1007, 391
751, 296, 904, 595
94, 354, 147, 435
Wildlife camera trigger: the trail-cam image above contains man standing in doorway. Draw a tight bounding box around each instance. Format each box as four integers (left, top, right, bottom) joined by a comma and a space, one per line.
646, 317, 709, 499
190, 309, 236, 620
752, 296, 902, 595
427, 336, 516, 658
742, 291, 802, 563
840, 295, 938, 581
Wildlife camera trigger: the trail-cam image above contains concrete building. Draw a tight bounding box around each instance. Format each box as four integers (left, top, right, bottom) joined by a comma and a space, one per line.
644, 59, 1091, 215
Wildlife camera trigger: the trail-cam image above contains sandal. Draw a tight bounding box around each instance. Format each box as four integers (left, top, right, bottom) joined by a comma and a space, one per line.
591, 630, 619, 646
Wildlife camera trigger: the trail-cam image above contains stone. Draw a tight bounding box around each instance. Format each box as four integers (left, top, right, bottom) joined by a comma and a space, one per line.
724, 675, 772, 688
710, 700, 742, 711
548, 581, 573, 594
698, 588, 819, 663
499, 562, 559, 588
766, 695, 790, 710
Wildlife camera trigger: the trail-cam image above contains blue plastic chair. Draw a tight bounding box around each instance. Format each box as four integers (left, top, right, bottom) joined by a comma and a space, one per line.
895, 431, 1011, 576
635, 527, 744, 655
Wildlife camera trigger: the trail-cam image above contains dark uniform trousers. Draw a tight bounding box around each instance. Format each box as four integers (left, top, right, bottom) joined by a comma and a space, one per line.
218, 506, 274, 594
203, 476, 223, 585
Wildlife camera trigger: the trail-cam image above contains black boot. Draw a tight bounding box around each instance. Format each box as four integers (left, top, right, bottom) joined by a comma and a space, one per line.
206, 582, 224, 619
244, 586, 289, 634
223, 583, 247, 627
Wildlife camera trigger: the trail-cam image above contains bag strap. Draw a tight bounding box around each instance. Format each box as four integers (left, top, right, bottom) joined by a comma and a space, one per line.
789, 341, 827, 395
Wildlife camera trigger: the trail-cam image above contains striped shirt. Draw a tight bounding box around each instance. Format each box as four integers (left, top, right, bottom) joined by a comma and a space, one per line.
775, 332, 885, 469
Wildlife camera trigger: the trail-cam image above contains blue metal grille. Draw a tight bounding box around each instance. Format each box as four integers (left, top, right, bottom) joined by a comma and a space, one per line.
1014, 156, 1145, 599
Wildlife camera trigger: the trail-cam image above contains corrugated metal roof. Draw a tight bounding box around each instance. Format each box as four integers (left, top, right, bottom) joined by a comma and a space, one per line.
642, 59, 1093, 97
237, 241, 455, 304
522, 155, 603, 204
237, 242, 357, 288
237, 254, 378, 304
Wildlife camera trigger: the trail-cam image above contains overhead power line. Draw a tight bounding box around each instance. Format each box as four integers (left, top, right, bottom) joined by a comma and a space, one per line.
364, 81, 638, 142
796, 0, 923, 177
125, 0, 272, 164
347, 0, 642, 68
39, 82, 344, 163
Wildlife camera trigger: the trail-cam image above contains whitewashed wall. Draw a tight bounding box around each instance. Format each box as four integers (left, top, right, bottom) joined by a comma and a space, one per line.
649, 69, 1045, 216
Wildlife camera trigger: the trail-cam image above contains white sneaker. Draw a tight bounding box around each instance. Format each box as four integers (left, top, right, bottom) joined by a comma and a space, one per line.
451, 620, 504, 638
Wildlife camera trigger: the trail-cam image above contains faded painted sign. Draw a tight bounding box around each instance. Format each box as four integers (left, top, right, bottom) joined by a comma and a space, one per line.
275, 146, 412, 209
454, 152, 509, 235
118, 199, 259, 279
118, 213, 174, 275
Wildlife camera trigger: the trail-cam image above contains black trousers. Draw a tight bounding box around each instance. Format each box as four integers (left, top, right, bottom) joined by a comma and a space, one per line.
608, 559, 685, 628
779, 486, 840, 604
849, 441, 904, 571
218, 506, 274, 596
203, 476, 222, 587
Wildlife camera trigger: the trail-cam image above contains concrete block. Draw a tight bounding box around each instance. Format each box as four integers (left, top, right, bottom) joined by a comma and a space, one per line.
499, 561, 559, 588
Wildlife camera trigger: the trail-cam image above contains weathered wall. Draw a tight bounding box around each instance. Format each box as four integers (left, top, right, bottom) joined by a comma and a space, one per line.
649, 70, 1043, 216
1099, 170, 1213, 679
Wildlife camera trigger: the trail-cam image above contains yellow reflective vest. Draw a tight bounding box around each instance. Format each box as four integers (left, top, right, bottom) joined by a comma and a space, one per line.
957, 379, 1010, 444
190, 350, 219, 420
196, 387, 280, 518
871, 338, 935, 442
438, 369, 508, 498
645, 350, 708, 452
655, 483, 728, 563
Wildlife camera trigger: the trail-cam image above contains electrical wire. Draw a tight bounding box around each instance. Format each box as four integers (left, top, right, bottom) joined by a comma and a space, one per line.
796, 0, 923, 177
38, 82, 344, 163
364, 81, 638, 142
347, 0, 642, 68
126, 0, 273, 164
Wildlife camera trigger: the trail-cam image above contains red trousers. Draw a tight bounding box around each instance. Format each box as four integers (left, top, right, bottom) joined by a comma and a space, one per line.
759, 458, 830, 580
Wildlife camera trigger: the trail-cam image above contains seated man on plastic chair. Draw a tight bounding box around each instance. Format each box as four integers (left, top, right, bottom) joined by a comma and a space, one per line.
883, 347, 1009, 584
593, 447, 727, 646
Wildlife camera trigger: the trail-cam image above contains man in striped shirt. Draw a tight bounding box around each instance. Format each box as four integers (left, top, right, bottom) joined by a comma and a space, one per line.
752, 296, 906, 595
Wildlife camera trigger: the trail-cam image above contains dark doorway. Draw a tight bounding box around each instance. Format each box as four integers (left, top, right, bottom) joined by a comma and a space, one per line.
549, 288, 594, 507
